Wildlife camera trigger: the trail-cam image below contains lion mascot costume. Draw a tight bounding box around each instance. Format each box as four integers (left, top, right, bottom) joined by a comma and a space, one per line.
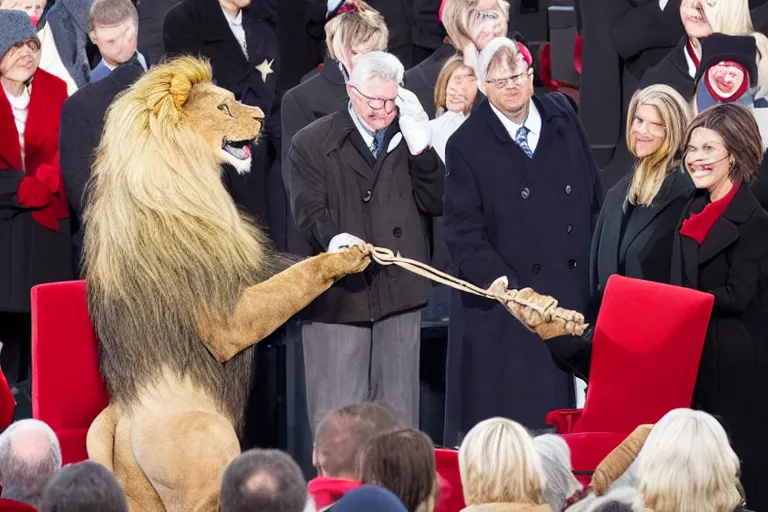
82, 57, 370, 511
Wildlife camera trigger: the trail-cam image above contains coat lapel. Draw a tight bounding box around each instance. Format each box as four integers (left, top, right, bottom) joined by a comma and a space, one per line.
0, 88, 22, 170
698, 218, 739, 263
597, 179, 628, 284
194, 0, 249, 77
25, 69, 61, 174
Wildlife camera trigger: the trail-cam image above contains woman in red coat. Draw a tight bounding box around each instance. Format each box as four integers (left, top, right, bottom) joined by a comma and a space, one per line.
0, 9, 72, 386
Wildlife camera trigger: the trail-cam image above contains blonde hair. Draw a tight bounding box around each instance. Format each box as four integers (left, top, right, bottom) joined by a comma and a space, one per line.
442, 0, 510, 53
625, 84, 692, 206
434, 55, 476, 114
702, 0, 753, 35
459, 417, 545, 506
636, 409, 743, 512
325, 0, 388, 72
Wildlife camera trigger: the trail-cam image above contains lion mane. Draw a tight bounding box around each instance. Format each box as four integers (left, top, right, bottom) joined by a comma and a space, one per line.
83, 57, 292, 430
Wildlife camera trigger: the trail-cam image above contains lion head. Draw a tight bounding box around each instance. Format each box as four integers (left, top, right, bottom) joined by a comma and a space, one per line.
83, 57, 291, 429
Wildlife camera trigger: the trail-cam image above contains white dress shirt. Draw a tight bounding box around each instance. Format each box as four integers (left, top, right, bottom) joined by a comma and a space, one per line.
2, 83, 31, 170
489, 98, 542, 153
684, 41, 697, 79
222, 7, 248, 59
349, 104, 376, 150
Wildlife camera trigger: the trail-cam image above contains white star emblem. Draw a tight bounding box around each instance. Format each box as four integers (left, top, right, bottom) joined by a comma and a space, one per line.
255, 58, 274, 83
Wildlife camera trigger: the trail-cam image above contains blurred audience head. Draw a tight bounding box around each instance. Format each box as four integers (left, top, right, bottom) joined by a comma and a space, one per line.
679, 0, 753, 41
88, 0, 138, 68
314, 402, 400, 480
0, 419, 62, 509
357, 428, 437, 512
325, 0, 388, 76
635, 408, 743, 512
458, 417, 545, 508
347, 51, 403, 132
442, 0, 509, 53
0, 9, 41, 85
533, 434, 583, 512
40, 461, 128, 512
0, 0, 46, 26
477, 37, 534, 120
435, 55, 478, 116
332, 485, 407, 512
625, 84, 692, 206
220, 449, 315, 512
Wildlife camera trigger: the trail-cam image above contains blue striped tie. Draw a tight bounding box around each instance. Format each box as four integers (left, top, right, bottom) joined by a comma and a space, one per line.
516, 126, 533, 158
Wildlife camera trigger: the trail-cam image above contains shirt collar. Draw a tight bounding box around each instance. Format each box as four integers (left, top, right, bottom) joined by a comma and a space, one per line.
684, 41, 697, 79
348, 102, 376, 138
489, 98, 541, 137
222, 7, 243, 26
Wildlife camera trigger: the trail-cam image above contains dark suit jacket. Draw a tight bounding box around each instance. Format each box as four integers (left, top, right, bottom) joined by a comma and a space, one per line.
404, 43, 455, 120
137, 0, 181, 66
59, 60, 145, 273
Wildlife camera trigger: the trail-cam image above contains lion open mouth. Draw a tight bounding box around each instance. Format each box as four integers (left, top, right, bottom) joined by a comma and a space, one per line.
222, 137, 253, 160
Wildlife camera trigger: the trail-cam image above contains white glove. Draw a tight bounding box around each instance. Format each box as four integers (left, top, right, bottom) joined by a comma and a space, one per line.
328, 233, 366, 253
396, 87, 432, 155
462, 43, 480, 73
430, 111, 467, 163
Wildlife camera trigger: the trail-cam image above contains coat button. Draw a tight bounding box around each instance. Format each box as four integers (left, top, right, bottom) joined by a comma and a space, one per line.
566, 224, 573, 234
393, 227, 402, 238
521, 187, 530, 199
565, 185, 572, 195
363, 190, 373, 203
568, 259, 577, 269
532, 264, 541, 274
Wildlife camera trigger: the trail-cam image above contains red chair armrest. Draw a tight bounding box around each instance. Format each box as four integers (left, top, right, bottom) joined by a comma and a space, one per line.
546, 408, 583, 434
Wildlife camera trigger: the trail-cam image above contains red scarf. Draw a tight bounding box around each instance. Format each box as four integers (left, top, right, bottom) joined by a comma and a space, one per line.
680, 181, 740, 244
308, 477, 362, 509
687, 39, 701, 69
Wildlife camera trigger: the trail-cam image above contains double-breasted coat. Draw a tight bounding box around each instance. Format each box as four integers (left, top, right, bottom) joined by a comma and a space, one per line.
0, 69, 73, 313
442, 95, 602, 442
287, 110, 445, 325
671, 185, 768, 511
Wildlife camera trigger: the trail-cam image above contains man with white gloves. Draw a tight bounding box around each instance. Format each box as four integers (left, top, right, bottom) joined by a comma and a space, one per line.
286, 51, 444, 433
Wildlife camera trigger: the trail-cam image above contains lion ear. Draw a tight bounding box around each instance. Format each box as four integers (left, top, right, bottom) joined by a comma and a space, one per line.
169, 73, 193, 110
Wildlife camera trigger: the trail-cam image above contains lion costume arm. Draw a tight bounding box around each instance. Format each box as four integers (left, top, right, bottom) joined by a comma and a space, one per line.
197, 246, 370, 362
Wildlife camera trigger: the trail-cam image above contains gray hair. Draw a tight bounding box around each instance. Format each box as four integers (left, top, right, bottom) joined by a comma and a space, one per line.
0, 419, 62, 509
533, 434, 583, 512
348, 51, 404, 88
88, 0, 138, 31
477, 36, 519, 85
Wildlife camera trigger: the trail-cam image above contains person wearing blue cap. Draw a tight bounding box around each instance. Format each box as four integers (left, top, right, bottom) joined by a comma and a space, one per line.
331, 486, 407, 512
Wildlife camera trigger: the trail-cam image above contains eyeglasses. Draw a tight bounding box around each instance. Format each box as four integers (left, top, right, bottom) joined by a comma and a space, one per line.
485, 68, 532, 89
350, 86, 397, 113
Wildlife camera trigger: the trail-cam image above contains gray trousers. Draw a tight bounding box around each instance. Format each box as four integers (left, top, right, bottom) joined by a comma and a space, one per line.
303, 311, 421, 435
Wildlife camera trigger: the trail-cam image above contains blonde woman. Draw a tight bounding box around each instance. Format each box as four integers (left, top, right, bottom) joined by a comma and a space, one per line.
430, 55, 478, 162
635, 409, 745, 512
442, 0, 510, 71
459, 418, 551, 511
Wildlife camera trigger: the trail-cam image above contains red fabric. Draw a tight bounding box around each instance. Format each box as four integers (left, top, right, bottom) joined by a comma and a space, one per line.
547, 275, 713, 435
687, 39, 701, 68
31, 281, 110, 465
439, 0, 446, 22
703, 62, 748, 102
308, 477, 362, 509
0, 370, 15, 431
574, 36, 583, 75
0, 499, 36, 512
538, 43, 566, 92
434, 448, 465, 512
680, 181, 741, 244
560, 432, 626, 488
0, 69, 69, 231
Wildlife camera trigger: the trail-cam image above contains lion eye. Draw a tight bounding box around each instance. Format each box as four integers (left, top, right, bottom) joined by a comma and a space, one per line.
218, 104, 233, 117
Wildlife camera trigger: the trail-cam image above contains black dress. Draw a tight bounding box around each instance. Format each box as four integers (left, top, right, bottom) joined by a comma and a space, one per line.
671, 185, 768, 512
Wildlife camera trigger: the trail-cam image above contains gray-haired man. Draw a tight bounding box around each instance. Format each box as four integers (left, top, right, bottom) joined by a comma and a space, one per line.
286, 51, 444, 433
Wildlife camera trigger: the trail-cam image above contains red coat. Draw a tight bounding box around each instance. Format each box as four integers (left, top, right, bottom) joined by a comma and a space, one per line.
0, 68, 73, 312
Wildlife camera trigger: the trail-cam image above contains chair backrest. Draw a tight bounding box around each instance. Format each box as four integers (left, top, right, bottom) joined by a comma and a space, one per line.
575, 275, 713, 434
434, 448, 465, 512
31, 281, 109, 433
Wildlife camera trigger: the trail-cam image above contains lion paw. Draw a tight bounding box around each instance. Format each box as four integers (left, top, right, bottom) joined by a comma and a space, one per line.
331, 245, 371, 277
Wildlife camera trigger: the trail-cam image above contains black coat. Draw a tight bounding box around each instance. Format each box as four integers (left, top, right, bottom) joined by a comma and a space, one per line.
442, 95, 602, 440
404, 43, 455, 120
287, 111, 444, 324
367, 0, 444, 70
137, 0, 180, 66
671, 185, 768, 512
60, 60, 145, 274
275, 0, 324, 93
163, 0, 286, 245
280, 55, 347, 257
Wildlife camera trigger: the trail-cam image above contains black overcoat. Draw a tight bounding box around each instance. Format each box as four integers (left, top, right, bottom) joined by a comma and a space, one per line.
442, 94, 602, 441
287, 111, 445, 325
671, 185, 768, 512
405, 43, 455, 120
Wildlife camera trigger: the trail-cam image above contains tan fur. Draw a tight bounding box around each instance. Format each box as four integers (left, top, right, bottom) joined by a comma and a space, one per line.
84, 57, 371, 511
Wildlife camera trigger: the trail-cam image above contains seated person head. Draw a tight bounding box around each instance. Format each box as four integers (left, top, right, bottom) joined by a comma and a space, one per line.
434, 55, 478, 116
346, 51, 404, 132
442, 0, 509, 53
0, 0, 46, 26
40, 461, 128, 512
88, 0, 138, 68
313, 402, 400, 479
325, 0, 388, 77
0, 419, 62, 510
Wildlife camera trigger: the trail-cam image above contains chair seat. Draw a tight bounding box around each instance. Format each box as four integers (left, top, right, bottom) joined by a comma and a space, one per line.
560, 432, 626, 488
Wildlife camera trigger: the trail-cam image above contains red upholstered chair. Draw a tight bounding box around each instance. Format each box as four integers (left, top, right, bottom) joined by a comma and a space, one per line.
30, 280, 109, 464
547, 275, 713, 434
0, 369, 15, 431
434, 448, 465, 512
0, 498, 36, 511
560, 432, 625, 488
